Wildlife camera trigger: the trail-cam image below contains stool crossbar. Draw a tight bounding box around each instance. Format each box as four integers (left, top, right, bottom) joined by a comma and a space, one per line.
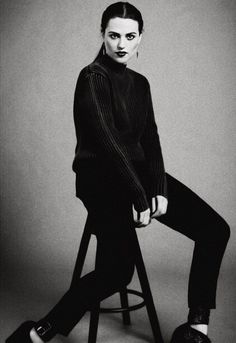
70, 216, 164, 343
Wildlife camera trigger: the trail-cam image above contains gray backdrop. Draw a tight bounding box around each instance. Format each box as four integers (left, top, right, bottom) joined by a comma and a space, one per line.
1, 0, 236, 342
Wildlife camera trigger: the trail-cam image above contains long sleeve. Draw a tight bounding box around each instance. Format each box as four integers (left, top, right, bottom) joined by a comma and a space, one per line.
76, 71, 149, 212
140, 83, 168, 199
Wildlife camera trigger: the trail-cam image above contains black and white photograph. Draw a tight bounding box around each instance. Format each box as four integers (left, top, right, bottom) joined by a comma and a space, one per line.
1, 1, 236, 342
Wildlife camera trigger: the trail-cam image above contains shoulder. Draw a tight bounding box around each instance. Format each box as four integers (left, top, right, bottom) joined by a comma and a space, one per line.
74, 61, 112, 99
74, 61, 109, 93
79, 60, 109, 80
127, 68, 150, 90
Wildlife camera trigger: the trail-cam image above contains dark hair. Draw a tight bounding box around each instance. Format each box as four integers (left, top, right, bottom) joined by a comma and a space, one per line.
94, 2, 144, 61
101, 2, 143, 35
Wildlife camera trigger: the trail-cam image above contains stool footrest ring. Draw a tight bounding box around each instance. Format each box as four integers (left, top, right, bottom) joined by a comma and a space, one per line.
99, 289, 145, 313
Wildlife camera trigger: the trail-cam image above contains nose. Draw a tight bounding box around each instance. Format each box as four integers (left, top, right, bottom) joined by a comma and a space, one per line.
117, 37, 125, 50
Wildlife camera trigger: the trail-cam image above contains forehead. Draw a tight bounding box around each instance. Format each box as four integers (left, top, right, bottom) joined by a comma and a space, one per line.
106, 17, 139, 33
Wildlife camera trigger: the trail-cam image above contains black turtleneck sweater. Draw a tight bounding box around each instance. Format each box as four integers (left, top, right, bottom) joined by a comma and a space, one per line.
72, 54, 167, 212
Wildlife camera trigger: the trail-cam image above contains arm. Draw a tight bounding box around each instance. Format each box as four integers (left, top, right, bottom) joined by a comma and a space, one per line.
80, 71, 149, 213
140, 82, 168, 200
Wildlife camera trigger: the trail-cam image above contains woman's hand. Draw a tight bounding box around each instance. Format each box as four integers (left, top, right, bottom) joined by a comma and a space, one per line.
151, 195, 168, 218
133, 207, 151, 228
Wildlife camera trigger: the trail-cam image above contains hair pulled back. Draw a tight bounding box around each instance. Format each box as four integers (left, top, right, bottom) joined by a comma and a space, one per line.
101, 2, 143, 35
94, 2, 144, 61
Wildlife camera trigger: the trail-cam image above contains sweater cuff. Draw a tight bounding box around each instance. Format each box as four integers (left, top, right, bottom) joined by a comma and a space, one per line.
150, 173, 168, 199
133, 192, 149, 213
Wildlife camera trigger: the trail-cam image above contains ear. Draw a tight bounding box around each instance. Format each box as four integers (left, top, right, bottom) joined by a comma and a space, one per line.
138, 33, 142, 45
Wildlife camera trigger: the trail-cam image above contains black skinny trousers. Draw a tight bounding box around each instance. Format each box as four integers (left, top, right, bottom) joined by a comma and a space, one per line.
42, 163, 230, 337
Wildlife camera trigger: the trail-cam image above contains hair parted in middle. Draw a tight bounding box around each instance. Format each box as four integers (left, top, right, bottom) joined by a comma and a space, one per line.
101, 2, 144, 35
94, 2, 144, 61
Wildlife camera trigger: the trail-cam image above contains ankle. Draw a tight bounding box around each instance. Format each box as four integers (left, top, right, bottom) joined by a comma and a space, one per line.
33, 320, 57, 342
188, 306, 210, 336
188, 306, 210, 325
29, 328, 44, 343
190, 324, 208, 336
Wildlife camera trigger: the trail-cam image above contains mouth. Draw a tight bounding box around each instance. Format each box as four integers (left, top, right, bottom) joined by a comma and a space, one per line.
115, 52, 128, 58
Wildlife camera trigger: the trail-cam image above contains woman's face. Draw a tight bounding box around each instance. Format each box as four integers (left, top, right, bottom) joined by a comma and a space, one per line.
103, 17, 142, 64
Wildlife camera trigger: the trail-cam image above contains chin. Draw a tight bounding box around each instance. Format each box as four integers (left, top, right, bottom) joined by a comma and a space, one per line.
113, 55, 131, 64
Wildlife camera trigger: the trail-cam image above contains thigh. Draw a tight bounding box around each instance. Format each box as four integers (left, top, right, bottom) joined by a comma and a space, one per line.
76, 160, 136, 272
156, 173, 226, 242
77, 160, 134, 235
94, 224, 135, 274
81, 185, 134, 237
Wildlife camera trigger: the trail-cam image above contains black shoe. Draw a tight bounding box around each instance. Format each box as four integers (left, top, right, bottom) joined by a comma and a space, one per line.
6, 321, 36, 343
6, 320, 56, 343
170, 323, 212, 343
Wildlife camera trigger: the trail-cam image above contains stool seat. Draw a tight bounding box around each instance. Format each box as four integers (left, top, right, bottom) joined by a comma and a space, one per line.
70, 216, 164, 343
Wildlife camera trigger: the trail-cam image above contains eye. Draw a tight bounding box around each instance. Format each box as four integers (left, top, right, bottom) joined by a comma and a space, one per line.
109, 33, 119, 39
126, 34, 136, 40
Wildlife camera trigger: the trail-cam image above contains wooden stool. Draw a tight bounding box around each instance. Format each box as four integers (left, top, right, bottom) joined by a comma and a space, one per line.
70, 216, 164, 343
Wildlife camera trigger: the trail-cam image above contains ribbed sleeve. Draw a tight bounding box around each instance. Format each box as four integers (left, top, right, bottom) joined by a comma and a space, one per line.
140, 84, 168, 199
82, 72, 149, 212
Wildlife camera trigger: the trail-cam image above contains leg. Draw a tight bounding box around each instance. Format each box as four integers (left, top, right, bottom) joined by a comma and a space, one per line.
155, 173, 230, 341
132, 229, 164, 343
69, 215, 93, 288
6, 161, 138, 342
7, 207, 135, 343
156, 173, 230, 310
38, 177, 136, 337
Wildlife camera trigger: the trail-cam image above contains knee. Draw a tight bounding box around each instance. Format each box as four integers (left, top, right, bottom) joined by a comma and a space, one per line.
117, 261, 135, 286
110, 260, 135, 287
123, 262, 135, 286
198, 215, 230, 248
222, 220, 230, 242
212, 217, 230, 245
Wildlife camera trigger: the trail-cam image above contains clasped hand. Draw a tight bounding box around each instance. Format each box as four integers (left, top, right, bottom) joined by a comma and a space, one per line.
133, 195, 168, 228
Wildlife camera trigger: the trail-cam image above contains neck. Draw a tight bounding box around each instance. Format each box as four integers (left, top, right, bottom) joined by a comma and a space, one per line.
100, 53, 127, 74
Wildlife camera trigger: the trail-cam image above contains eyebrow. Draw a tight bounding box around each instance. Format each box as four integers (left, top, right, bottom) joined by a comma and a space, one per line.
108, 31, 137, 35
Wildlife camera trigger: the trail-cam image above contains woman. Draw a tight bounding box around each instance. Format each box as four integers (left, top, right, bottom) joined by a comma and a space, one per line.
7, 2, 230, 343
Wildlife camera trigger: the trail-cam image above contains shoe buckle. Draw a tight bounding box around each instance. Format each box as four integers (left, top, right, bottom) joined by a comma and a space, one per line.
36, 322, 52, 336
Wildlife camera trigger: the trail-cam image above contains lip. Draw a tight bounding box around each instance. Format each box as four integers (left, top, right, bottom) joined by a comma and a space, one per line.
115, 52, 127, 57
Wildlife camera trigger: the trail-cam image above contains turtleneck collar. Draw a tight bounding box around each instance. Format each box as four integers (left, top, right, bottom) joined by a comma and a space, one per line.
99, 53, 127, 74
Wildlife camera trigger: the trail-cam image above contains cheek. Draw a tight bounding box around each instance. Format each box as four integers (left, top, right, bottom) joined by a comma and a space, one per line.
106, 39, 116, 51
130, 40, 139, 51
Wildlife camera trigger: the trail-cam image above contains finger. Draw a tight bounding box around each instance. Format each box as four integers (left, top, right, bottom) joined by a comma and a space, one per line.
137, 213, 146, 227
151, 204, 164, 217
144, 211, 151, 225
132, 205, 138, 222
136, 220, 149, 228
152, 197, 157, 214
151, 210, 161, 218
157, 197, 168, 215
30, 328, 44, 343
160, 198, 168, 214
152, 207, 166, 217
158, 201, 165, 215
141, 211, 150, 226
137, 211, 145, 226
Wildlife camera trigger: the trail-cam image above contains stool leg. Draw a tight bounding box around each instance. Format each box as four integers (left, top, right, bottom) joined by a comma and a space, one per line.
70, 216, 92, 288
88, 304, 100, 343
133, 230, 164, 343
119, 288, 131, 325
87, 235, 101, 343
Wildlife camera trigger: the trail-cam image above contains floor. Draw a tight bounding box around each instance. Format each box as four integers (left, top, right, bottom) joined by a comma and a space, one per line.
1, 259, 236, 343
1, 220, 236, 343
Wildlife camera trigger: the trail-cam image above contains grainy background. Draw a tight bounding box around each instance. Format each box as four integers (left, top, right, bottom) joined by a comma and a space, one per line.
1, 0, 236, 342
